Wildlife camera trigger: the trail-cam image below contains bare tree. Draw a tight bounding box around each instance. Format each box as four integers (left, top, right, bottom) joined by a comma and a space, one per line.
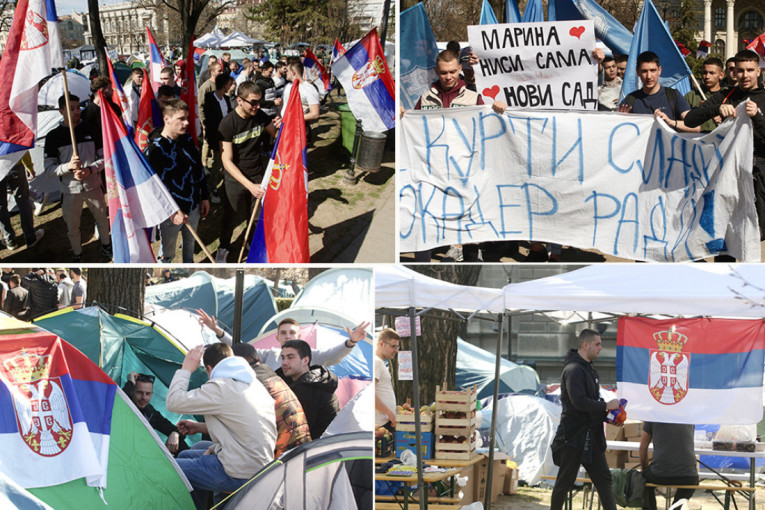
88, 268, 146, 316
87, 0, 108, 76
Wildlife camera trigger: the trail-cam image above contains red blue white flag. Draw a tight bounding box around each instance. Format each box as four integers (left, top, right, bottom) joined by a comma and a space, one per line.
247, 84, 309, 263
134, 68, 162, 151
617, 317, 765, 424
303, 48, 331, 97
99, 89, 179, 263
146, 27, 167, 94
44, 0, 63, 68
696, 40, 712, 59
0, 0, 58, 177
105, 55, 133, 133
331, 28, 395, 132
746, 33, 765, 68
0, 333, 117, 488
331, 38, 347, 64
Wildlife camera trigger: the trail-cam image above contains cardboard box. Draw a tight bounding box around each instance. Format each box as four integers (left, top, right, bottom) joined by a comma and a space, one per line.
396, 430, 433, 459
503, 463, 519, 495
474, 453, 509, 504
622, 420, 642, 439
606, 423, 625, 441
456, 465, 476, 506
605, 450, 626, 469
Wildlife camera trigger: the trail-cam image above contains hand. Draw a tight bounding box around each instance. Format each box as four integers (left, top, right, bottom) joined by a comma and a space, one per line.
274, 98, 283, 106
745, 99, 759, 118
272, 116, 282, 130
73, 167, 90, 181
128, 371, 138, 384
346, 321, 371, 346
170, 211, 186, 226
67, 156, 81, 171
592, 47, 605, 64
606, 399, 620, 411
400, 105, 406, 118
166, 431, 179, 454
182, 345, 204, 372
617, 103, 632, 113
468, 51, 478, 66
197, 308, 224, 337
713, 115, 723, 125
177, 419, 203, 435
387, 409, 397, 426
249, 183, 265, 199
492, 101, 507, 114
653, 109, 670, 124
719, 104, 736, 118
200, 200, 210, 218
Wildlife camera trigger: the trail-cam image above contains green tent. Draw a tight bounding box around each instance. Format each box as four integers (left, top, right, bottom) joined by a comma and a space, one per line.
34, 306, 208, 436
0, 316, 194, 509
112, 61, 133, 86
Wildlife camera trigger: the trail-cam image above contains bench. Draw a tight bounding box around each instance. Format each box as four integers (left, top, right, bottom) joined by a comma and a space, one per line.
374, 503, 461, 510
541, 475, 600, 510
645, 482, 756, 510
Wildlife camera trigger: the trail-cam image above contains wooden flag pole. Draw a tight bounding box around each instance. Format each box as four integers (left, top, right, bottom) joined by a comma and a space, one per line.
60, 70, 79, 159
237, 197, 263, 263
183, 222, 215, 263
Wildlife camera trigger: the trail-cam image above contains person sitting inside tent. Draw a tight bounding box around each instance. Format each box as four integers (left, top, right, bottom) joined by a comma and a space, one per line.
168, 343, 276, 509
197, 310, 370, 371
232, 343, 311, 457
276, 339, 340, 440
123, 371, 189, 455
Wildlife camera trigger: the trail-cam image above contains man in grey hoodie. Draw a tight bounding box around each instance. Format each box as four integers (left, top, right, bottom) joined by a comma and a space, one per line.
168, 343, 276, 509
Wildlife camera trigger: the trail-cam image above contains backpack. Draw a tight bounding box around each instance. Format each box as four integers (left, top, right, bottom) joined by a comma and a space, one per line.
624, 87, 679, 120
611, 467, 646, 507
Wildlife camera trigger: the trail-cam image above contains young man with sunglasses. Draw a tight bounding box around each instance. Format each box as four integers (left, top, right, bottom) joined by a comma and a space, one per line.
216, 81, 281, 262
123, 371, 189, 455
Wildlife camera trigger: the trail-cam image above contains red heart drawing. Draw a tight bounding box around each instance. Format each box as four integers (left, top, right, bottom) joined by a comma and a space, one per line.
482, 85, 500, 101
569, 26, 585, 39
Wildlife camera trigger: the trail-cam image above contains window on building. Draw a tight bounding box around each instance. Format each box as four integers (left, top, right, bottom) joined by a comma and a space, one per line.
714, 39, 725, 55
739, 11, 764, 30
714, 7, 725, 28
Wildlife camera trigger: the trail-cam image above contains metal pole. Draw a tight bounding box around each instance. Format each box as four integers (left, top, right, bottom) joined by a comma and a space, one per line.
343, 119, 363, 184
379, 0, 392, 45
232, 269, 244, 344
409, 306, 425, 510
485, 313, 504, 510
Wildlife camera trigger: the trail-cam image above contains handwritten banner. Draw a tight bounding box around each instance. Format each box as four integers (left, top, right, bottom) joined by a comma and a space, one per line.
468, 21, 598, 110
398, 106, 761, 262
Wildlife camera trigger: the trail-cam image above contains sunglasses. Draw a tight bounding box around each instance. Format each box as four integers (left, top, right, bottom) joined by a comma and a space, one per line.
239, 97, 261, 108
136, 373, 155, 383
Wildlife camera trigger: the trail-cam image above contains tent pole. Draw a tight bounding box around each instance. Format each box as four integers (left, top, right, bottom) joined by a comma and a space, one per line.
408, 306, 426, 510
232, 269, 244, 344
485, 313, 504, 510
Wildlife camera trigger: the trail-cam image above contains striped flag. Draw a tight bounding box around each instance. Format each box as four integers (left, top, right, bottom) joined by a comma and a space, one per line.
746, 33, 765, 68
134, 68, 162, 151
98, 89, 179, 263
44, 0, 63, 68
331, 28, 394, 132
146, 27, 167, 94
303, 48, 331, 97
331, 38, 346, 64
105, 55, 133, 132
697, 40, 712, 59
617, 317, 765, 424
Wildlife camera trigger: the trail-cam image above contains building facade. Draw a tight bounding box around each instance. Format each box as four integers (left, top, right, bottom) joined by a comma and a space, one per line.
701, 0, 764, 58
83, 1, 164, 55
60, 15, 86, 49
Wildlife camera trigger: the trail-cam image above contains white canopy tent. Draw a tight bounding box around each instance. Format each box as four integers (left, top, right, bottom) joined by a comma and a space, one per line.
216, 31, 263, 48
194, 28, 226, 48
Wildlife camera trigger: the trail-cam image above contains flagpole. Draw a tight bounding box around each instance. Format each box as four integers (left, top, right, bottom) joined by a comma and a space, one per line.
183, 223, 215, 263
60, 70, 79, 160
237, 198, 262, 263
689, 73, 707, 102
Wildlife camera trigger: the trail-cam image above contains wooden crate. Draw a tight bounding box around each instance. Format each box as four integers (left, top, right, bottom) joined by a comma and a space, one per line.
435, 435, 477, 460
435, 385, 477, 413
396, 412, 434, 432
435, 414, 477, 437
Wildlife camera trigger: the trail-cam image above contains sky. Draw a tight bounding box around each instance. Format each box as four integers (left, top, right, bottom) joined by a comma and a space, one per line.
55, 0, 125, 16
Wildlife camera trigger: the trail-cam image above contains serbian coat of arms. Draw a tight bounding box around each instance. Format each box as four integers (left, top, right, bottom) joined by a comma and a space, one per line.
648, 329, 690, 405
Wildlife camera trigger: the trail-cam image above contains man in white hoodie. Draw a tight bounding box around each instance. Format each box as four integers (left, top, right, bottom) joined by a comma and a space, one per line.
167, 343, 276, 508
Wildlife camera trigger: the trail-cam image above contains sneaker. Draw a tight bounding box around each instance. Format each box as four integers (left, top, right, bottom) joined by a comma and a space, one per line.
210, 189, 221, 204
3, 238, 18, 250
26, 228, 44, 249
100, 243, 113, 258
215, 247, 229, 264
441, 245, 464, 262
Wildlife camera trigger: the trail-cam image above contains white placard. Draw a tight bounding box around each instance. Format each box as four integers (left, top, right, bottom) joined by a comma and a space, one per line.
395, 316, 421, 337
398, 351, 413, 380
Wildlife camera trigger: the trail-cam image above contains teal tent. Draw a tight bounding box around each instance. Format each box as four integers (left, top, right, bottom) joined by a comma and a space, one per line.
456, 338, 541, 399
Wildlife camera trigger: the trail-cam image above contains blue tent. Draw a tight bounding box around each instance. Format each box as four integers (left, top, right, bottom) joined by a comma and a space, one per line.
456, 338, 540, 399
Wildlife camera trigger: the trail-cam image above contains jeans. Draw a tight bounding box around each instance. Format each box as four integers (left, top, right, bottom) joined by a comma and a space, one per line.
642, 466, 698, 510
551, 445, 617, 510
176, 444, 250, 510
219, 173, 260, 251
0, 163, 36, 244
159, 205, 201, 263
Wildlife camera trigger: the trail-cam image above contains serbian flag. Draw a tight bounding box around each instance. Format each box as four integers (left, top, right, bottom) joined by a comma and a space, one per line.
617, 317, 765, 424
247, 84, 309, 263
331, 28, 395, 132
0, 333, 117, 488
179, 39, 199, 146
746, 33, 765, 68
98, 89, 179, 263
331, 38, 346, 64
0, 0, 57, 178
697, 40, 712, 59
146, 27, 167, 94
105, 55, 133, 133
134, 68, 162, 151
303, 48, 331, 97
44, 0, 64, 68
675, 41, 691, 57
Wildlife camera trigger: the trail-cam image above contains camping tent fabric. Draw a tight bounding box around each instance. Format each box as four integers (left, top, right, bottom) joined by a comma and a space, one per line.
291, 268, 373, 327
0, 472, 53, 510
223, 432, 373, 510
456, 338, 540, 399
258, 307, 362, 337
144, 271, 277, 341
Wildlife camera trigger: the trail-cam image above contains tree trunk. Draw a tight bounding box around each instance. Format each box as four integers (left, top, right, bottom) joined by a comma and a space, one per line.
390, 265, 482, 408
87, 268, 146, 317
87, 0, 108, 77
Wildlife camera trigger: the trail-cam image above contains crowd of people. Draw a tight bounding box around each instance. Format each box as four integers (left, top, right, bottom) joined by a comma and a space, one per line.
404, 44, 765, 263
0, 46, 337, 263
0, 267, 86, 321
118, 316, 369, 508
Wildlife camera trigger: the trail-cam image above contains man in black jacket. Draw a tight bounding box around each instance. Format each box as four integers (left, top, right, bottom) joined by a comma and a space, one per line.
21, 269, 58, 319
276, 339, 340, 440
551, 329, 619, 510
123, 371, 188, 455
685, 49, 765, 242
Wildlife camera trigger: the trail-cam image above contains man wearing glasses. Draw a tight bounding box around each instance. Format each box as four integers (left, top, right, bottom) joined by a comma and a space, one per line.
216, 81, 281, 262
123, 371, 189, 455
374, 328, 400, 428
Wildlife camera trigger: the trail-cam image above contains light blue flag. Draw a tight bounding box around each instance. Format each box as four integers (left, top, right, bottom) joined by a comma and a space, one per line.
620, 0, 692, 100
480, 0, 499, 24
400, 3, 439, 110
506, 0, 521, 23
521, 0, 544, 22
549, 0, 632, 56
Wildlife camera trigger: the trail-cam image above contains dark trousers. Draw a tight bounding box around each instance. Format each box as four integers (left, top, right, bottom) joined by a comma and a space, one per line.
753, 163, 765, 241
0, 163, 35, 245
641, 466, 698, 510
551, 445, 617, 510
219, 173, 261, 251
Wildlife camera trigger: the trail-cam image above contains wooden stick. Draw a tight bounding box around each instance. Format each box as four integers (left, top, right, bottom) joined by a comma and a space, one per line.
60, 70, 79, 159
183, 222, 215, 263
237, 197, 262, 263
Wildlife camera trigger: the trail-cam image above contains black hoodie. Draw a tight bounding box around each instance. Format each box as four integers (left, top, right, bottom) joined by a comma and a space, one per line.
551, 349, 608, 465
277, 365, 340, 440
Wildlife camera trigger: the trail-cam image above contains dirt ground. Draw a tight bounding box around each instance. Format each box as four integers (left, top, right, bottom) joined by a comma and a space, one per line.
0, 93, 394, 263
